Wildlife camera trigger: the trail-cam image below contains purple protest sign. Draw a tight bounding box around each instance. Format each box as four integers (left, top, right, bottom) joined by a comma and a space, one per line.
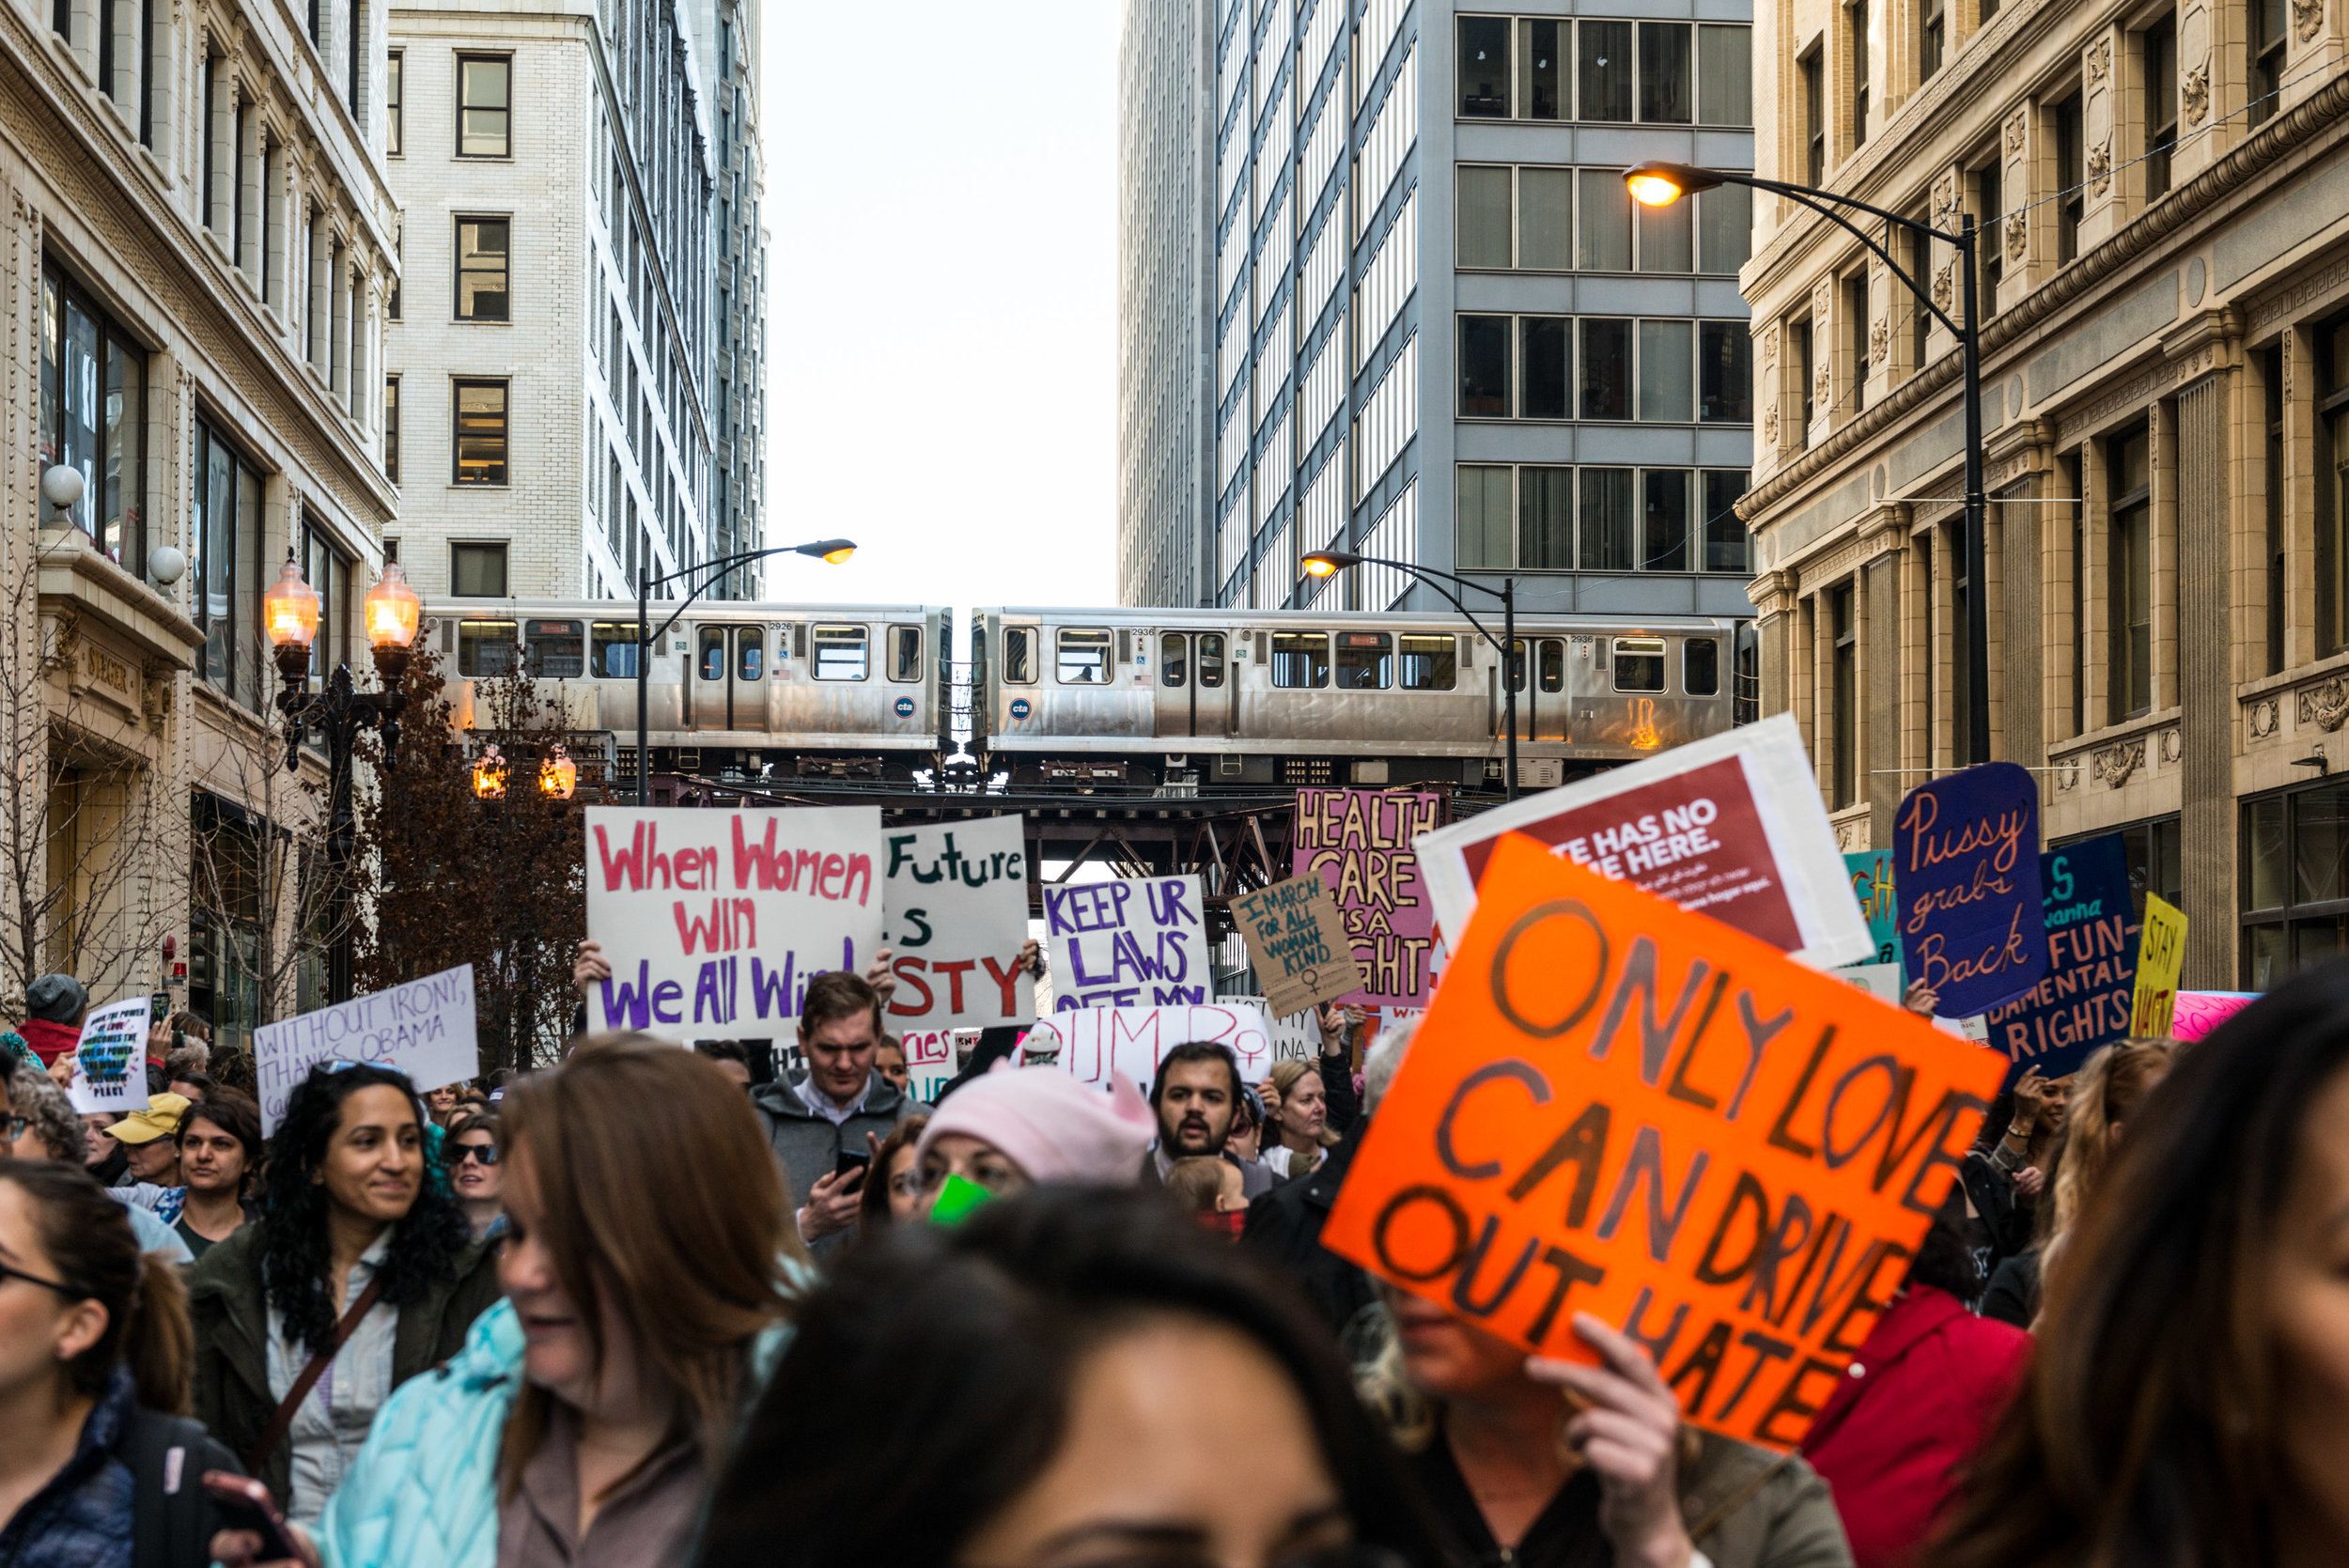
1893, 761, 2048, 1017
1292, 788, 1446, 1009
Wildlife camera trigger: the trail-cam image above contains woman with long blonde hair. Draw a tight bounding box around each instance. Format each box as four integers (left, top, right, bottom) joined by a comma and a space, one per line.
1263, 1057, 1343, 1178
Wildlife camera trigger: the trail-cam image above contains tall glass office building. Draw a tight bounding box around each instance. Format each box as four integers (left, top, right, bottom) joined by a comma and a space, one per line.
1121, 0, 1762, 617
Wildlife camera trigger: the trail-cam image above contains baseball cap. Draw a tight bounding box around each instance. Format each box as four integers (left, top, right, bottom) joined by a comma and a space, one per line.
109, 1093, 191, 1145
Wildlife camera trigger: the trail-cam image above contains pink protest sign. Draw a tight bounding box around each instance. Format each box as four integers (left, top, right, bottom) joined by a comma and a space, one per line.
2170, 991, 2255, 1042
1292, 788, 1446, 1009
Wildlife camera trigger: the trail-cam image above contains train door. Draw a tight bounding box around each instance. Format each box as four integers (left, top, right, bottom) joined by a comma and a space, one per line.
1499, 638, 1569, 740
1154, 630, 1230, 737
690, 625, 768, 730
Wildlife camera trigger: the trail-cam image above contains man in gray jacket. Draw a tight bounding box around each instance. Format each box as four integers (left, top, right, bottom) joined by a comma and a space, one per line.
749, 969, 924, 1262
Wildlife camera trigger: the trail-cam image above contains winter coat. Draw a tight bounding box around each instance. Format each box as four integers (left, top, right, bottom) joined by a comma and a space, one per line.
0, 1366, 238, 1568
748, 1070, 924, 1263
186, 1223, 503, 1502
1800, 1285, 2032, 1568
1238, 1124, 1377, 1334
316, 1282, 802, 1568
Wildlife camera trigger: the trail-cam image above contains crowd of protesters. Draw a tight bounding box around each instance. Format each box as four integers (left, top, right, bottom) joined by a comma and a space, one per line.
1, 928, 2347, 1568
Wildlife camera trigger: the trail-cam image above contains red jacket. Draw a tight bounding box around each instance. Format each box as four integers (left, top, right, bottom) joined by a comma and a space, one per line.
1800, 1285, 2030, 1568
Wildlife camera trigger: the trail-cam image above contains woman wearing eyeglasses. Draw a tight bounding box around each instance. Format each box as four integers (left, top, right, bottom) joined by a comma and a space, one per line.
0, 1159, 241, 1564
857, 1113, 928, 1233
444, 1111, 505, 1241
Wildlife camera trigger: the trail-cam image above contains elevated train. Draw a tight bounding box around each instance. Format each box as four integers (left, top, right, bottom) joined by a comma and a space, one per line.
422, 599, 1753, 793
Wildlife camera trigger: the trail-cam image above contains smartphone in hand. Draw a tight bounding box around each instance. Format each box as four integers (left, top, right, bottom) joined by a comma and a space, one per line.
832, 1148, 872, 1188
203, 1472, 304, 1564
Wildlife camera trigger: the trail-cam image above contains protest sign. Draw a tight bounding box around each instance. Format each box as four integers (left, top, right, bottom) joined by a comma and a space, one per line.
1844, 851, 1900, 966
1416, 715, 1870, 970
900, 1026, 959, 1103
1981, 835, 2138, 1083
1034, 1002, 1276, 1087
1892, 763, 2046, 1017
880, 817, 1035, 1030
253, 966, 479, 1133
583, 805, 884, 1037
1293, 787, 1446, 1008
2171, 991, 2255, 1042
1042, 875, 1209, 1012
1232, 877, 1366, 1017
1219, 996, 1322, 1061
67, 997, 149, 1114
2131, 895, 2188, 1035
1323, 834, 2004, 1452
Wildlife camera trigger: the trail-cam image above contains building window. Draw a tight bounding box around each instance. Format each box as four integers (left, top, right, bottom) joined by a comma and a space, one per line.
1460, 315, 1510, 414
2265, 345, 2285, 675
382, 375, 399, 483
453, 379, 508, 485
1700, 323, 1752, 423
2240, 787, 2349, 988
1697, 25, 1751, 124
1459, 18, 1747, 123
2323, 320, 2349, 656
386, 51, 403, 153
1844, 272, 1870, 414
193, 415, 264, 707
1579, 20, 1631, 120
1458, 16, 1511, 116
1518, 465, 1572, 567
451, 542, 508, 598
1455, 464, 1748, 572
1458, 464, 1513, 569
1920, 0, 1945, 80
1703, 470, 1750, 573
1975, 157, 2003, 312
1458, 165, 1513, 267
1580, 318, 1632, 419
1637, 22, 1691, 123
1847, 0, 1869, 148
2055, 94, 2084, 263
1793, 317, 1815, 438
455, 217, 510, 320
38, 268, 148, 574
2252, 0, 2286, 123
1906, 220, 1933, 370
458, 54, 511, 157
1800, 49, 1825, 185
2144, 14, 2177, 198
1523, 317, 1570, 418
1697, 184, 1752, 273
1638, 320, 1693, 421
2109, 425, 2154, 720
303, 520, 351, 676
1830, 583, 1858, 806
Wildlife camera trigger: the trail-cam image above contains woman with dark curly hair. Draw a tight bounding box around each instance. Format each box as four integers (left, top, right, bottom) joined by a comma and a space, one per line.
187, 1063, 499, 1527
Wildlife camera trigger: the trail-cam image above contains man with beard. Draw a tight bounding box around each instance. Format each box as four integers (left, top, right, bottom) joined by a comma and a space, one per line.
1140, 1041, 1241, 1186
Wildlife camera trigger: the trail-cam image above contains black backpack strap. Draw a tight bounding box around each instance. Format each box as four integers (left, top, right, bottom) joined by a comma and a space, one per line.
122, 1407, 237, 1568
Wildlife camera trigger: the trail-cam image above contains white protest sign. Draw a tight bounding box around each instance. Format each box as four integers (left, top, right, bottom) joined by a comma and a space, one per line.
1416, 714, 1871, 969
1042, 875, 1210, 1012
68, 997, 150, 1114
584, 805, 885, 1039
1031, 1002, 1276, 1087
253, 966, 479, 1134
898, 1025, 960, 1104
1216, 995, 1321, 1062
881, 816, 1035, 1030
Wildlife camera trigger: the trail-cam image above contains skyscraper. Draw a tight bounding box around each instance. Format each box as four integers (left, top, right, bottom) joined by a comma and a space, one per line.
1126, 0, 1762, 621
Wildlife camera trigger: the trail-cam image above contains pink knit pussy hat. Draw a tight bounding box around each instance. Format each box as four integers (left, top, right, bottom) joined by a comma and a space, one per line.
915, 1062, 1157, 1187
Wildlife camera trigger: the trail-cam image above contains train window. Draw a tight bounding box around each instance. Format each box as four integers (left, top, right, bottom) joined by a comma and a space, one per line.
1686, 636, 1720, 695
1003, 626, 1037, 683
1198, 633, 1225, 687
591, 623, 638, 678
1334, 632, 1392, 690
527, 621, 584, 679
1539, 640, 1565, 692
1400, 634, 1456, 690
739, 629, 765, 682
698, 628, 726, 682
1058, 629, 1112, 684
1160, 633, 1187, 688
1506, 639, 1528, 693
457, 619, 517, 677
813, 625, 869, 680
888, 625, 923, 682
1271, 632, 1330, 689
1612, 637, 1668, 691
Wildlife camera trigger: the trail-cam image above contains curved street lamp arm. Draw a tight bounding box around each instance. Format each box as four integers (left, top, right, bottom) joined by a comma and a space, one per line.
642, 544, 809, 644
1747, 179, 1970, 343
1342, 551, 1510, 656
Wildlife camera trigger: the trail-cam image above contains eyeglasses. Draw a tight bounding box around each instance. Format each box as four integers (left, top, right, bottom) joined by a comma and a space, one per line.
449, 1142, 499, 1166
0, 1257, 77, 1296
888, 1171, 924, 1198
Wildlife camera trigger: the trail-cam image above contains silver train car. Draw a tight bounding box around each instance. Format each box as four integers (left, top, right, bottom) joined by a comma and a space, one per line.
973, 607, 1749, 791
420, 598, 1750, 792
422, 600, 954, 784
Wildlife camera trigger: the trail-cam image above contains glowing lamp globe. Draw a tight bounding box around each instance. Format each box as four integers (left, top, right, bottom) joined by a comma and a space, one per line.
262, 556, 321, 651
365, 563, 423, 650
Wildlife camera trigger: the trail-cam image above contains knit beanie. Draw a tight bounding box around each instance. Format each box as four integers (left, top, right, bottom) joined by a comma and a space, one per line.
915, 1063, 1156, 1187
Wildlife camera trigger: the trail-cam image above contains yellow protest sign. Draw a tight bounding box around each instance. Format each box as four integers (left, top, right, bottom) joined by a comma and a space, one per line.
2130, 894, 2187, 1036
1322, 833, 2005, 1451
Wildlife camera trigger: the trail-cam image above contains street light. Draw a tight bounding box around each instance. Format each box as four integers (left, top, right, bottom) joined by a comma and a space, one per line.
632, 538, 858, 804
472, 744, 508, 800
264, 553, 424, 1001
538, 744, 578, 800
1300, 548, 1524, 800
1624, 160, 1991, 765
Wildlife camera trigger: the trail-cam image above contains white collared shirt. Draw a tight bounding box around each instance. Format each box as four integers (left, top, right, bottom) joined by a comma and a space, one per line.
799, 1073, 871, 1126
266, 1233, 398, 1528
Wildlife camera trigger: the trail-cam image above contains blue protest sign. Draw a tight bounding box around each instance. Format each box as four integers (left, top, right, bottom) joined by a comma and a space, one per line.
1981, 834, 2138, 1084
1844, 849, 1900, 966
1893, 761, 2047, 1017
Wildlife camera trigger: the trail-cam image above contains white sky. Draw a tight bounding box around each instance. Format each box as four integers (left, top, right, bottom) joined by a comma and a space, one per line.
756, 1, 1123, 613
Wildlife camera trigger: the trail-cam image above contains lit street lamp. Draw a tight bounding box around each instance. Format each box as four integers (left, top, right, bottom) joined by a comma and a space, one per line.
263, 554, 424, 1001
1301, 549, 1522, 800
1623, 160, 1991, 765
632, 539, 857, 804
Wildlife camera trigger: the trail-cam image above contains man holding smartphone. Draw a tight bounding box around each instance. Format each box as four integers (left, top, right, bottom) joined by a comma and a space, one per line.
748, 970, 926, 1262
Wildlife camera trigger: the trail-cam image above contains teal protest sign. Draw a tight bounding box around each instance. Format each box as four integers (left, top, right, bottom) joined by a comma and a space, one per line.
1845, 848, 1900, 966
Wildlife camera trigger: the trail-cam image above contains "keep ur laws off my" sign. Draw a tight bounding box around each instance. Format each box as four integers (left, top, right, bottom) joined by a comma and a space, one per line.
1324, 834, 2004, 1452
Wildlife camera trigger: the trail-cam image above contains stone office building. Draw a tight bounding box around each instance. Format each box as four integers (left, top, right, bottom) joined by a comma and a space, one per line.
1741, 0, 2349, 990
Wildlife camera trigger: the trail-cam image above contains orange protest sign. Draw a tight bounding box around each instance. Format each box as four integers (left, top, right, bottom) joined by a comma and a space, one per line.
1322, 833, 2006, 1452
